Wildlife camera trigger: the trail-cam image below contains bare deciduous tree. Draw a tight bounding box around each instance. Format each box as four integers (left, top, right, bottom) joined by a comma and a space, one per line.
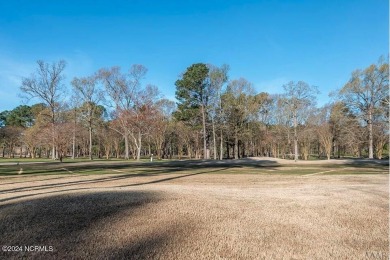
283, 81, 318, 161
339, 58, 389, 159
20, 60, 66, 159
208, 64, 229, 160
314, 105, 334, 160
72, 75, 104, 160
99, 65, 147, 159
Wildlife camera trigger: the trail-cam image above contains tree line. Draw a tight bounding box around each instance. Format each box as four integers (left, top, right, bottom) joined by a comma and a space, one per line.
0, 58, 388, 161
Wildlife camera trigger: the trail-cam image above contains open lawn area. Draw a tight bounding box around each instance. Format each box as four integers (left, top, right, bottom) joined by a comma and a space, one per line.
0, 158, 388, 259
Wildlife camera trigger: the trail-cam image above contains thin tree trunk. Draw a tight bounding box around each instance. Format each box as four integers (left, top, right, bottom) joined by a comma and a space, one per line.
368, 108, 373, 159
169, 140, 173, 159
293, 114, 298, 162
234, 128, 239, 159
226, 141, 230, 159
105, 147, 110, 160
187, 144, 192, 159
156, 140, 161, 160
178, 142, 183, 159
72, 109, 76, 160
332, 138, 336, 158
201, 104, 207, 159
212, 117, 217, 160
52, 140, 56, 160
72, 130, 76, 160
89, 122, 93, 160
10, 144, 13, 158
51, 109, 56, 160
219, 129, 223, 160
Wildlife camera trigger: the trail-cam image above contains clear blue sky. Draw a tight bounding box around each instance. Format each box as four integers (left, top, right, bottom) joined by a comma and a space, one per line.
0, 0, 388, 111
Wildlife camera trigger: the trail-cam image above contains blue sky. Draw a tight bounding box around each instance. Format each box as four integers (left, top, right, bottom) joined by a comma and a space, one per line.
0, 0, 388, 111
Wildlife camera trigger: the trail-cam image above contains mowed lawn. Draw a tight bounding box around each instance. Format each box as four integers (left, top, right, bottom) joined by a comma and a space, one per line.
0, 159, 388, 259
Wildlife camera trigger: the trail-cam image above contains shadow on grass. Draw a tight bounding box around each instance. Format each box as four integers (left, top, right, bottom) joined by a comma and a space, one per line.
0, 158, 282, 176
0, 167, 228, 198
0, 173, 154, 194
0, 191, 179, 259
0, 187, 92, 203
0, 157, 388, 177
117, 167, 229, 188
0, 174, 93, 186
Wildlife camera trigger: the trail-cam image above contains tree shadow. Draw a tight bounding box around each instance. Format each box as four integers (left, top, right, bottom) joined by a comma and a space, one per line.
340, 159, 389, 167
0, 167, 230, 202
0, 158, 282, 176
0, 159, 282, 200
117, 167, 229, 188
0, 174, 93, 186
1, 157, 387, 177
0, 191, 181, 259
0, 173, 156, 194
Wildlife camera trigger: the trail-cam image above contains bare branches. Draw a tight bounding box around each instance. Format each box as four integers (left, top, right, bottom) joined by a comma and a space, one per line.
338, 59, 389, 158
19, 60, 67, 159
282, 81, 318, 161
21, 60, 66, 109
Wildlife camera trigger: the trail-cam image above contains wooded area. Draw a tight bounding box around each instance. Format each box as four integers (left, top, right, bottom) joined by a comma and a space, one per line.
0, 58, 388, 161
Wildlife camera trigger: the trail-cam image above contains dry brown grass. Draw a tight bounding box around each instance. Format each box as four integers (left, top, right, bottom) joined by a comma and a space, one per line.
0, 167, 388, 259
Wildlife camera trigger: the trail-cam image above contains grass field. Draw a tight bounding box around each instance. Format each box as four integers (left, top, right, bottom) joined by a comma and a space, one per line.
0, 158, 388, 259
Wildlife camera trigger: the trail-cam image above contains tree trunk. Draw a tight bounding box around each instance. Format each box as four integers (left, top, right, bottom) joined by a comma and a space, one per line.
219, 129, 223, 160
72, 110, 76, 160
89, 122, 93, 160
9, 144, 13, 158
52, 141, 56, 160
293, 114, 298, 162
368, 108, 373, 159
156, 140, 162, 160
97, 138, 102, 159
105, 147, 110, 160
201, 104, 207, 159
234, 128, 239, 159
178, 142, 183, 159
136, 131, 142, 161
72, 130, 76, 160
114, 140, 120, 159
375, 142, 384, 159
51, 110, 56, 160
332, 138, 336, 158
124, 134, 129, 159
169, 140, 173, 159
212, 117, 217, 160
31, 147, 35, 159
226, 141, 230, 159
187, 143, 192, 159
